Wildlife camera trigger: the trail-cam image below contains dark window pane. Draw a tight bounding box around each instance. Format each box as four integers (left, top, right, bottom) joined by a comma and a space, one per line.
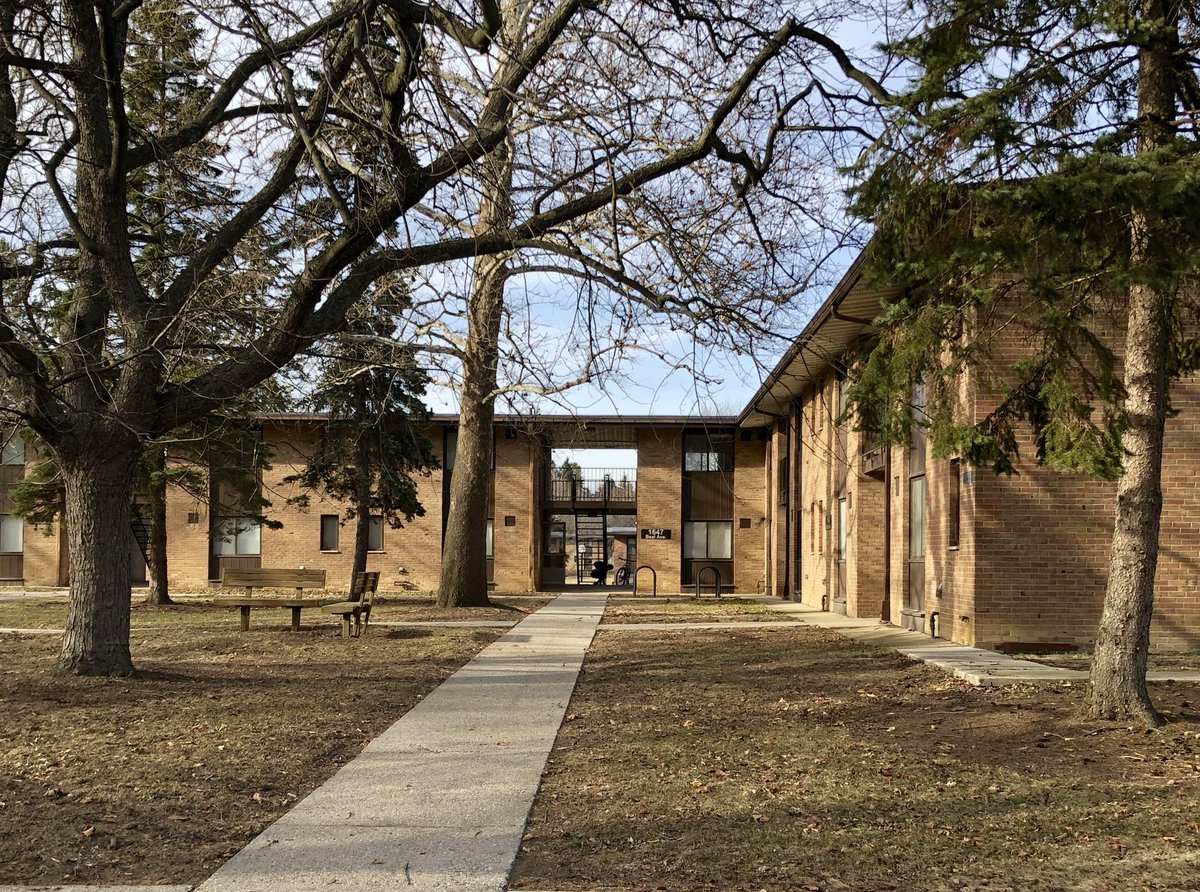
320, 515, 339, 551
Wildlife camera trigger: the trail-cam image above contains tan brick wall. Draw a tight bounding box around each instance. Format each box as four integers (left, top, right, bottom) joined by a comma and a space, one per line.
164, 458, 214, 590
766, 426, 788, 597
493, 429, 535, 592
22, 520, 63, 586
733, 433, 767, 594
798, 377, 835, 609
847, 424, 887, 621
636, 426, 682, 591
253, 422, 446, 593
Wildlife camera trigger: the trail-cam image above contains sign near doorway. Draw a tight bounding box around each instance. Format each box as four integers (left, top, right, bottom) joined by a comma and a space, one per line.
641, 528, 672, 540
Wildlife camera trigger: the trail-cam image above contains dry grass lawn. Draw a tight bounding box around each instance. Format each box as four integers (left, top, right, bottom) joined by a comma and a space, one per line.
0, 596, 547, 630
512, 627, 1200, 892
0, 620, 503, 885
603, 597, 781, 624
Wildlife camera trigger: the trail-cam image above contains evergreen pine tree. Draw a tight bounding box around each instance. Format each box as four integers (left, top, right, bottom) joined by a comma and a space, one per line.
849, 0, 1200, 724
285, 292, 439, 590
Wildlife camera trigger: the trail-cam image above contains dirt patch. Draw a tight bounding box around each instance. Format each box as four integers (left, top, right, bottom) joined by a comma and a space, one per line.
0, 623, 503, 885
603, 597, 781, 624
512, 627, 1200, 892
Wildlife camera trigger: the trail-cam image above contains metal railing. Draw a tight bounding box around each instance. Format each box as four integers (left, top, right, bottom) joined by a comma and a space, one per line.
546, 467, 637, 503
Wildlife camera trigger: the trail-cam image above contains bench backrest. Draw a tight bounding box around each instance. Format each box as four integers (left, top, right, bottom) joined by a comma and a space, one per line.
349, 571, 380, 605
222, 567, 327, 590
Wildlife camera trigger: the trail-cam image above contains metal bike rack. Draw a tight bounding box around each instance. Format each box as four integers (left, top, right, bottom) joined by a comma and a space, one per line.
695, 566, 722, 600
633, 565, 657, 598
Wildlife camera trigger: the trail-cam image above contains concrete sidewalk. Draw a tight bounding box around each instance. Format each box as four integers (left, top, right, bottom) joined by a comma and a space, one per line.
196, 592, 606, 892
754, 598, 1200, 686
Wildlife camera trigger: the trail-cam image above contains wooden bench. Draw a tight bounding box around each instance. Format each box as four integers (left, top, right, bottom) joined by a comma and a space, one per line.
215, 568, 329, 632
322, 571, 380, 639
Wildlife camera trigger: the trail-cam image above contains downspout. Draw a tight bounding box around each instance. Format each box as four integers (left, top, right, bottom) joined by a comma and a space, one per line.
882, 443, 892, 623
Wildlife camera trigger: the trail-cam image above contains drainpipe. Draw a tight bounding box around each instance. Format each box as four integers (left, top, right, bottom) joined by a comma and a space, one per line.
882, 444, 891, 623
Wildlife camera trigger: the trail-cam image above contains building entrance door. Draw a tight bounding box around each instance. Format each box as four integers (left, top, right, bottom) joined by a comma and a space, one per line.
907, 475, 926, 630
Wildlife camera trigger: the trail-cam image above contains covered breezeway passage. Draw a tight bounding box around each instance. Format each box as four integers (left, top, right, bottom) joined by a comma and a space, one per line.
539, 423, 639, 591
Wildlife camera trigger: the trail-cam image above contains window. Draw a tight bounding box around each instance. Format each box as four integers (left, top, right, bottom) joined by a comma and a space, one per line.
838, 498, 848, 561
684, 432, 734, 472
1, 435, 23, 466
683, 521, 732, 560
909, 477, 926, 560
213, 517, 261, 556
445, 428, 457, 471
486, 518, 494, 558
320, 515, 339, 551
776, 452, 788, 506
368, 516, 384, 552
948, 459, 961, 549
0, 515, 22, 553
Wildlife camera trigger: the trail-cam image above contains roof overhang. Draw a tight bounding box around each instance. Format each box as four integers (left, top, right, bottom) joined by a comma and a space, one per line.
737, 249, 903, 428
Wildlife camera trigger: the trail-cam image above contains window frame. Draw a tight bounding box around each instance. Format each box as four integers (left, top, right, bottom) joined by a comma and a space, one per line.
212, 516, 261, 556
948, 459, 961, 550
1, 434, 23, 466
320, 514, 340, 552
0, 515, 23, 554
838, 497, 848, 562
367, 515, 384, 552
909, 476, 927, 561
683, 431, 734, 473
683, 520, 733, 560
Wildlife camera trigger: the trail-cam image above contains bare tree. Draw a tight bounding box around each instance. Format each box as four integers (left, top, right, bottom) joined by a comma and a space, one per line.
0, 0, 883, 673
383, 0, 894, 606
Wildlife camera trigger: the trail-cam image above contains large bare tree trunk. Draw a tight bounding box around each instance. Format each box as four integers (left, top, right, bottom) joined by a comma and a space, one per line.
145, 449, 171, 605
437, 139, 513, 608
59, 447, 140, 676
1085, 0, 1175, 726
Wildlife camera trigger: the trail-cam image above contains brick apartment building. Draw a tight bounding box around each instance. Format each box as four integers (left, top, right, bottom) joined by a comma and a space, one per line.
2, 246, 1198, 651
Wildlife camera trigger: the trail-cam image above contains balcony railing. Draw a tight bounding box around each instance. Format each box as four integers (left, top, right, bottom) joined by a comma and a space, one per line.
546, 467, 637, 504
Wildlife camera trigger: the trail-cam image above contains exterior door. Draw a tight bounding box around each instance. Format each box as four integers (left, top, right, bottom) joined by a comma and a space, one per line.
907, 475, 926, 618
